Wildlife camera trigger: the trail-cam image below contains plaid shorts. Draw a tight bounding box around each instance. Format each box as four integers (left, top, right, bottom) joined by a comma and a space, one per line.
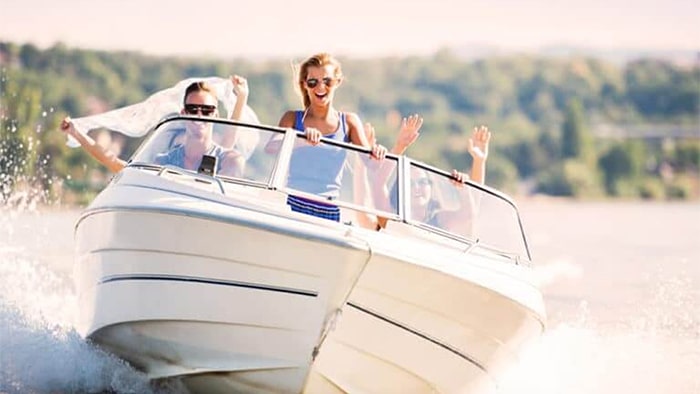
287, 195, 340, 222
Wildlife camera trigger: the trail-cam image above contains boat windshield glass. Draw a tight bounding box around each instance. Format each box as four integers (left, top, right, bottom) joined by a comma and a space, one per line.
130, 117, 280, 184
128, 117, 528, 260
282, 133, 400, 221
407, 163, 529, 260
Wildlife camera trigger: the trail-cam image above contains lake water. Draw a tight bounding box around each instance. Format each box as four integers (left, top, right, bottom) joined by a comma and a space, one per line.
0, 199, 698, 393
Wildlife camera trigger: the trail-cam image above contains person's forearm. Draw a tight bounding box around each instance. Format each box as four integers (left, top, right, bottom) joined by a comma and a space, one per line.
390, 141, 410, 155
371, 140, 409, 205
470, 158, 486, 184
72, 130, 126, 173
368, 138, 405, 193
221, 94, 248, 149
231, 94, 247, 122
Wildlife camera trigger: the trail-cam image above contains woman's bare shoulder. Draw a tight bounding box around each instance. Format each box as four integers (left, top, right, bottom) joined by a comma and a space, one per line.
278, 110, 298, 127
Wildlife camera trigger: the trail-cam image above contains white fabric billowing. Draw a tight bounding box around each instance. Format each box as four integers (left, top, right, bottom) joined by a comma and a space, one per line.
68, 76, 260, 158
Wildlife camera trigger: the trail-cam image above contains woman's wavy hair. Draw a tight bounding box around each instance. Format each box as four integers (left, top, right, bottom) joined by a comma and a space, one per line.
292, 53, 343, 108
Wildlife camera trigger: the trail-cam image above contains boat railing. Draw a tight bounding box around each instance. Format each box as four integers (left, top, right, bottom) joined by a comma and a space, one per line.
130, 116, 531, 264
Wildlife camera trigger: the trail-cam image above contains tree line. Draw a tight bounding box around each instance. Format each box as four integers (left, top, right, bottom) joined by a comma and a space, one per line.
1, 41, 698, 205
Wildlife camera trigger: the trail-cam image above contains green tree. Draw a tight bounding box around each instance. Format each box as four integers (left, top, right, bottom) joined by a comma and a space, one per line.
625, 60, 700, 118
598, 141, 646, 195
536, 159, 602, 197
19, 43, 42, 69
561, 98, 592, 160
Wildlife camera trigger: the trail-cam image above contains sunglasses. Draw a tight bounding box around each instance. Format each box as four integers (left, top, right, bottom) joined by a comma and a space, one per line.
184, 104, 216, 116
305, 77, 336, 89
412, 178, 432, 187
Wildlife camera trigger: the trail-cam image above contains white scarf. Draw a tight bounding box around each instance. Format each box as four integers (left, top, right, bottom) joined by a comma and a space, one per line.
68, 76, 260, 158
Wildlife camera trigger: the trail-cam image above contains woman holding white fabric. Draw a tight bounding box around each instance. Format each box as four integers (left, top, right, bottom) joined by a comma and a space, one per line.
59, 75, 250, 173
150, 81, 244, 175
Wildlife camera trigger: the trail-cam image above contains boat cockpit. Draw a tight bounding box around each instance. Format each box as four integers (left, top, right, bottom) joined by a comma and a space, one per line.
125, 116, 531, 265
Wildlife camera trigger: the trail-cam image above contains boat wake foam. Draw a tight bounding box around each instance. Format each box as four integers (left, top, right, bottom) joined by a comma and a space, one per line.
497, 280, 700, 394
0, 246, 185, 393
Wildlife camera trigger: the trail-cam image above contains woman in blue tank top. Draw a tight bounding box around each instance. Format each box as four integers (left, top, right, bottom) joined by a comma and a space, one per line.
266, 53, 387, 222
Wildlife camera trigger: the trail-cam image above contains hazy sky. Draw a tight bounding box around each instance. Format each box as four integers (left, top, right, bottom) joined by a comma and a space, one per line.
1, 0, 697, 59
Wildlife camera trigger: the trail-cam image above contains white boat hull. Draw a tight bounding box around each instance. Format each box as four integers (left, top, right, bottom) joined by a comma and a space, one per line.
306, 229, 545, 393
75, 154, 546, 393
75, 176, 373, 393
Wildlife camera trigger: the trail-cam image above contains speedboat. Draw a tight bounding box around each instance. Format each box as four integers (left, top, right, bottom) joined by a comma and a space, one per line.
74, 115, 546, 393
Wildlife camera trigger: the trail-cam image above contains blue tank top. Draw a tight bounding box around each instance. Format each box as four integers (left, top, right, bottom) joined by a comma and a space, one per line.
287, 110, 350, 197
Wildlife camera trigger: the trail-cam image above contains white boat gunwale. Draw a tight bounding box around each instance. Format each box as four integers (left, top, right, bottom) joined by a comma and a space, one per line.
76, 204, 374, 253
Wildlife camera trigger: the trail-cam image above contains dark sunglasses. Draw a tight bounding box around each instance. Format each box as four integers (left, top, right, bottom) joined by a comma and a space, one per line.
305, 77, 336, 89
184, 104, 216, 116
412, 178, 432, 187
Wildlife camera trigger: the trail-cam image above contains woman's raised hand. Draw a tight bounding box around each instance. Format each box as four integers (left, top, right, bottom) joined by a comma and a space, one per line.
395, 114, 423, 153
467, 125, 491, 162
231, 75, 249, 99
60, 116, 77, 137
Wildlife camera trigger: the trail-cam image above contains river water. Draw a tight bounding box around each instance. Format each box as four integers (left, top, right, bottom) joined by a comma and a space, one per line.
0, 199, 698, 393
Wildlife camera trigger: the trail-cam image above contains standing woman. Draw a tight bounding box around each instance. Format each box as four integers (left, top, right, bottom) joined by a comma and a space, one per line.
267, 53, 386, 222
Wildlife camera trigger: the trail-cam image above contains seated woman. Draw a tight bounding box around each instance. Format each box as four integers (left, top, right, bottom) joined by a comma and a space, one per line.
151, 82, 246, 176
379, 125, 491, 236
60, 76, 252, 176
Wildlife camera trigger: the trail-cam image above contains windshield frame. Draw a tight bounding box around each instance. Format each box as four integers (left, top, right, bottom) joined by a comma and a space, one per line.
125, 115, 531, 263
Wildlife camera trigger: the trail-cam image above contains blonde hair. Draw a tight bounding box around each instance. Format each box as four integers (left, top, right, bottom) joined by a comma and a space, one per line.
293, 53, 344, 108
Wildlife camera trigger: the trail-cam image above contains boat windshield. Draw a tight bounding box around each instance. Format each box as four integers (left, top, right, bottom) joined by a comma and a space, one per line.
405, 163, 530, 261
128, 116, 529, 262
130, 116, 280, 184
